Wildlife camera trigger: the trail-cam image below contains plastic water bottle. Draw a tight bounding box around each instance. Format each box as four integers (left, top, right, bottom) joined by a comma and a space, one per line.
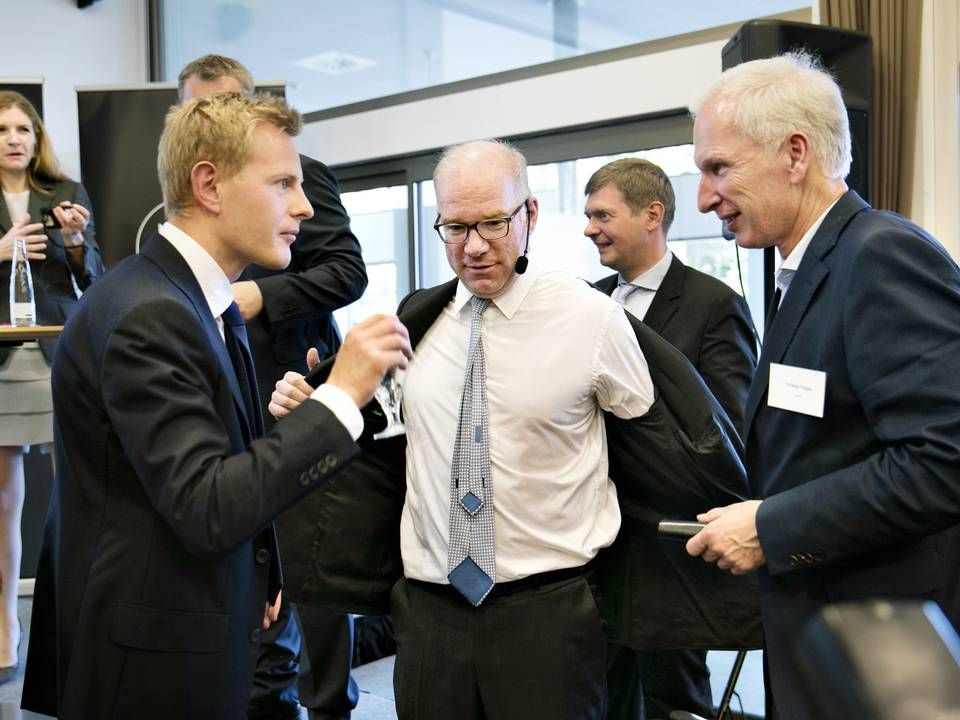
9, 237, 36, 327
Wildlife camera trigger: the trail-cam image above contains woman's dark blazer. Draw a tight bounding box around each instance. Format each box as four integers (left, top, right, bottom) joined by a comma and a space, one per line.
0, 177, 103, 362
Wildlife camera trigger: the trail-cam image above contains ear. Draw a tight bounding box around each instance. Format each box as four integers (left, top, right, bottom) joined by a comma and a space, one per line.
525, 195, 540, 234
645, 201, 665, 231
190, 161, 222, 215
784, 131, 812, 185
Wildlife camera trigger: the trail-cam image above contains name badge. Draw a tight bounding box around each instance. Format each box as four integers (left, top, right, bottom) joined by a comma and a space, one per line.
768, 363, 826, 418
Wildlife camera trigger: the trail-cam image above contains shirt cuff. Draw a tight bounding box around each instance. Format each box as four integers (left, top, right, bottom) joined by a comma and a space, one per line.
309, 383, 364, 440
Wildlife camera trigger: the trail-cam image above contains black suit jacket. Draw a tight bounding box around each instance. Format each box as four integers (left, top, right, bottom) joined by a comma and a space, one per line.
745, 192, 960, 717
595, 255, 756, 433
22, 234, 361, 720
0, 178, 103, 362
241, 154, 367, 424
278, 277, 762, 650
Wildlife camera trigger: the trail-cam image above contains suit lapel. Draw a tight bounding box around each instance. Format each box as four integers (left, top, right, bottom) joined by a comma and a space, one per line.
398, 279, 458, 349
642, 255, 683, 333
743, 191, 870, 438
26, 182, 52, 229
140, 234, 255, 438
0, 193, 12, 233
594, 274, 618, 297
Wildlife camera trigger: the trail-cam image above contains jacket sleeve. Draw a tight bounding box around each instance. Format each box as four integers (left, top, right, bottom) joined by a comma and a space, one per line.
695, 290, 757, 437
66, 182, 104, 290
100, 298, 361, 556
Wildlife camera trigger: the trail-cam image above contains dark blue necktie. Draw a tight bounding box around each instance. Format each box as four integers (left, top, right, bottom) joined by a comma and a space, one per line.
222, 301, 264, 437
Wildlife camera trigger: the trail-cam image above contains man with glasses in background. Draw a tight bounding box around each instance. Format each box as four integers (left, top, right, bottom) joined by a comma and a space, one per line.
275, 138, 655, 718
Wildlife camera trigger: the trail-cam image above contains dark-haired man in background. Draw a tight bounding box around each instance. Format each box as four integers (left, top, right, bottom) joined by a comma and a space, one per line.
585, 157, 756, 719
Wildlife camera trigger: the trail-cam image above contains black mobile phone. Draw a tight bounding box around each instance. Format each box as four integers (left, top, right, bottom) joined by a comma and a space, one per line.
40, 206, 62, 229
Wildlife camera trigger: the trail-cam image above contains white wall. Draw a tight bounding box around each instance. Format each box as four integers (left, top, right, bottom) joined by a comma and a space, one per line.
2, 0, 148, 180
298, 39, 726, 166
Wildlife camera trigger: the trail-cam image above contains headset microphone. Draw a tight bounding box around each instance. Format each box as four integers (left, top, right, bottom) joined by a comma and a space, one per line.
514, 200, 531, 274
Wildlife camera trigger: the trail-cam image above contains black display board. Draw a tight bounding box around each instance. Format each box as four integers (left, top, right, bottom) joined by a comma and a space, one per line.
0, 79, 43, 118
77, 83, 286, 267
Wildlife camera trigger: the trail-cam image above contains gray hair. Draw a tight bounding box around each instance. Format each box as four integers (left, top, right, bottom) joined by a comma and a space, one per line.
690, 51, 851, 180
433, 139, 530, 198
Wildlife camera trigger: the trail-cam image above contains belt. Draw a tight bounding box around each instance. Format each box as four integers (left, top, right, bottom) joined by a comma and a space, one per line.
407, 564, 588, 601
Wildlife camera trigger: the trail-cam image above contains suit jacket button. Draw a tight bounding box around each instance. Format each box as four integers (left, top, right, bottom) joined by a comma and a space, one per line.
250, 628, 262, 643
255, 548, 270, 565
789, 554, 800, 567
308, 465, 321, 481
298, 471, 311, 487
319, 453, 338, 473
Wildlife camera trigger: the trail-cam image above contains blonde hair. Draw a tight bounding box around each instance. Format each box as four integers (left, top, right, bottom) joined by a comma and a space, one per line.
0, 91, 67, 194
691, 51, 851, 180
177, 54, 255, 100
158, 92, 302, 217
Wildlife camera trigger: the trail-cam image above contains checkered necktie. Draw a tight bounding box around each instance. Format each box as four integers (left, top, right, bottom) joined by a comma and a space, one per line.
447, 295, 496, 606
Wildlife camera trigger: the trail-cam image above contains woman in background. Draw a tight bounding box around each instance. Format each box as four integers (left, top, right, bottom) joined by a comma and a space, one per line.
0, 91, 102, 679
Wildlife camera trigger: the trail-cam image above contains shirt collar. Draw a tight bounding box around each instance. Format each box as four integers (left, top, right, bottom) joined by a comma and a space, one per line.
620, 249, 673, 291
159, 221, 234, 320
780, 197, 842, 274
453, 257, 541, 321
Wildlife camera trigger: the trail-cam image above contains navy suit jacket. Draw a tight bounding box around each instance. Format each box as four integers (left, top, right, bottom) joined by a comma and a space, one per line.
746, 191, 960, 718
22, 234, 360, 720
595, 254, 756, 434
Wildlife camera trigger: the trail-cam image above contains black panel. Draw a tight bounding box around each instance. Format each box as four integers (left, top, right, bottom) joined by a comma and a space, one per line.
0, 81, 43, 119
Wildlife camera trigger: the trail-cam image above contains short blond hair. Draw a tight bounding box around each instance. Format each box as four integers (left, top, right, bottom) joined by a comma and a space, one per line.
691, 51, 851, 180
177, 54, 255, 100
158, 92, 302, 217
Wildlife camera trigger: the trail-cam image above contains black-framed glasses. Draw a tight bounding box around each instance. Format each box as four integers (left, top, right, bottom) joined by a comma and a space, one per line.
434, 200, 528, 244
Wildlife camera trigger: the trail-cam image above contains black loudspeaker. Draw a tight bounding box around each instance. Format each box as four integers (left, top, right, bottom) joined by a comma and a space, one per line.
721, 19, 872, 204
798, 600, 960, 720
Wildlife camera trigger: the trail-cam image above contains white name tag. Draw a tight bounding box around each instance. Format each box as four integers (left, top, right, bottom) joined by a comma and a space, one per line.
768, 363, 826, 418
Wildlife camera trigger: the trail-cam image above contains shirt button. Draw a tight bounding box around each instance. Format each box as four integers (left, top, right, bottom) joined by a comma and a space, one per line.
250, 628, 262, 643
255, 548, 270, 564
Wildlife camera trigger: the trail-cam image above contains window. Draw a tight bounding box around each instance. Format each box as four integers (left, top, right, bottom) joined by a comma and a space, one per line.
159, 0, 808, 114
334, 185, 411, 330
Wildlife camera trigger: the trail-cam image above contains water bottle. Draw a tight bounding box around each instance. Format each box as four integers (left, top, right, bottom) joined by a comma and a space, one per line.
9, 237, 36, 327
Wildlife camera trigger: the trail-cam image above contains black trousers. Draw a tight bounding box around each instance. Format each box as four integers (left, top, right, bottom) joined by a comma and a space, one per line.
248, 602, 358, 720
606, 645, 713, 720
391, 572, 607, 720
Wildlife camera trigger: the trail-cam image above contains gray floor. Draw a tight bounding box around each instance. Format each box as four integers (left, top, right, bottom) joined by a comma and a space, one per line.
2, 596, 765, 719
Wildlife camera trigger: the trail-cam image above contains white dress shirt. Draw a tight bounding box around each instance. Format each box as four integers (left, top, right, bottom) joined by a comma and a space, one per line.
613, 250, 674, 320
158, 222, 362, 439
400, 261, 655, 583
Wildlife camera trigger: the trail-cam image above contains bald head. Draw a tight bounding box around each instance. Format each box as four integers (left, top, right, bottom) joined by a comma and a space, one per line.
433, 139, 530, 198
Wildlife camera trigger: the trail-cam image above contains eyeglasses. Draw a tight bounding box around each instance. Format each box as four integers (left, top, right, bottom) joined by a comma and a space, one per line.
434, 200, 528, 244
